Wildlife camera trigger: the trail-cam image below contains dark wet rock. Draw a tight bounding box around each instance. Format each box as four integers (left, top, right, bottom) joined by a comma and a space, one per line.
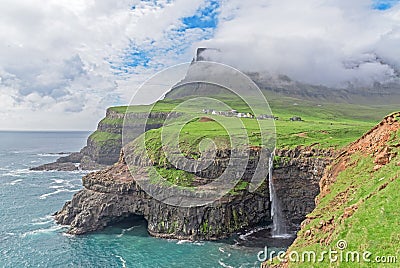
56, 152, 83, 163
31, 162, 78, 171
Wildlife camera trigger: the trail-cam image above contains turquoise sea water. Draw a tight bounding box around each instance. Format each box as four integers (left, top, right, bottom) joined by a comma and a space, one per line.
0, 131, 277, 268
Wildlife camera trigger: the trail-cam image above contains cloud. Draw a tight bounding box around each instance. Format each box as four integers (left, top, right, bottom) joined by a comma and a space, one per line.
0, 0, 215, 130
2, 0, 400, 130
198, 0, 400, 87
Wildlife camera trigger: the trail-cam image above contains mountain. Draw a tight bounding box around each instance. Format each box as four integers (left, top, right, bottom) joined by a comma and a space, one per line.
165, 48, 400, 105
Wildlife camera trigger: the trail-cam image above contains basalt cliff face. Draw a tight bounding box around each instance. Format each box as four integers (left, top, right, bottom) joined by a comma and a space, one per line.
272, 148, 334, 227
55, 147, 334, 240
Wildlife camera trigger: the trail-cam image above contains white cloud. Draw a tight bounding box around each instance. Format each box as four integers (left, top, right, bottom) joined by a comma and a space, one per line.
0, 0, 211, 130
2, 0, 400, 130
198, 0, 400, 87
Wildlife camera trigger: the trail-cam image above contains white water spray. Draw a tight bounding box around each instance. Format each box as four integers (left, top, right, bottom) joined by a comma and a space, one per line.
268, 152, 290, 238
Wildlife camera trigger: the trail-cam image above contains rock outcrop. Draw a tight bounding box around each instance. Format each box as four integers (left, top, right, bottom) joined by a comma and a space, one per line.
31, 107, 172, 171
31, 108, 125, 171
54, 151, 270, 240
55, 146, 334, 240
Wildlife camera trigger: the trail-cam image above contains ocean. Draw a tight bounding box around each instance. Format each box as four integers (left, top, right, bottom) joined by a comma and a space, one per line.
0, 131, 278, 268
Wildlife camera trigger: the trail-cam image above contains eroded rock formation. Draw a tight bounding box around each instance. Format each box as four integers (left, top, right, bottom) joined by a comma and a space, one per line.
31, 108, 168, 171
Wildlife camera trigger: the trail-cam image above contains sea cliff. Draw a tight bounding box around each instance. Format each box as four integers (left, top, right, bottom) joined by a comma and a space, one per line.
54, 146, 334, 240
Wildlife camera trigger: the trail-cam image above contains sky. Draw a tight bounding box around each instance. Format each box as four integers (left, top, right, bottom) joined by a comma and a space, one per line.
0, 0, 399, 130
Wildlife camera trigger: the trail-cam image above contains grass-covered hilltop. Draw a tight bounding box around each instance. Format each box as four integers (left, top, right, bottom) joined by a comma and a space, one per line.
76, 91, 386, 190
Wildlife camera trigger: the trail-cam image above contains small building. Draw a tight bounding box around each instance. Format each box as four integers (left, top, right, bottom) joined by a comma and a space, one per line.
290, 116, 302, 121
256, 114, 278, 120
203, 109, 215, 114
246, 113, 254, 118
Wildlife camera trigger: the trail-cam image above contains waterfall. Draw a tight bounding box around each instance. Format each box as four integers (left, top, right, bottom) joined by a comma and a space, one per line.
268, 154, 275, 227
268, 151, 289, 238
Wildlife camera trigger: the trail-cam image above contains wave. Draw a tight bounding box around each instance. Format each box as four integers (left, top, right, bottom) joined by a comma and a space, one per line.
51, 179, 66, 184
116, 226, 140, 238
115, 255, 127, 268
239, 226, 269, 241
3, 173, 21, 177
218, 260, 234, 268
31, 215, 54, 226
176, 240, 192, 245
6, 179, 23, 185
174, 240, 204, 246
218, 247, 232, 258
50, 178, 78, 187
49, 185, 65, 189
39, 188, 80, 199
48, 179, 80, 192
62, 233, 75, 238
20, 225, 64, 238
37, 153, 71, 157
3, 168, 34, 177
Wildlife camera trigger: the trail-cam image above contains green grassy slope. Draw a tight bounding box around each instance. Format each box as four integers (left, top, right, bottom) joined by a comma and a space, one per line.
267, 113, 400, 268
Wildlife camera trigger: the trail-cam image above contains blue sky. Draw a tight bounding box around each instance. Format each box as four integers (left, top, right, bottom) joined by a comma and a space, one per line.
373, 0, 400, 9
118, 0, 220, 73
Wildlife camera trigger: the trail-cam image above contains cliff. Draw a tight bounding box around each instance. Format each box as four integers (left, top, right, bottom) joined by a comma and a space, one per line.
30, 108, 123, 171
31, 105, 173, 171
54, 146, 334, 240
265, 112, 400, 267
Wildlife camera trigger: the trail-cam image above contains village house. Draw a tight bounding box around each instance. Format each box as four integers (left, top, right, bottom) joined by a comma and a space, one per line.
202, 109, 259, 119
290, 116, 302, 121
257, 114, 279, 120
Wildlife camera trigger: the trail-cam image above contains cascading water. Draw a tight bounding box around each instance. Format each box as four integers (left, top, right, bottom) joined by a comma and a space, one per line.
268, 152, 290, 238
